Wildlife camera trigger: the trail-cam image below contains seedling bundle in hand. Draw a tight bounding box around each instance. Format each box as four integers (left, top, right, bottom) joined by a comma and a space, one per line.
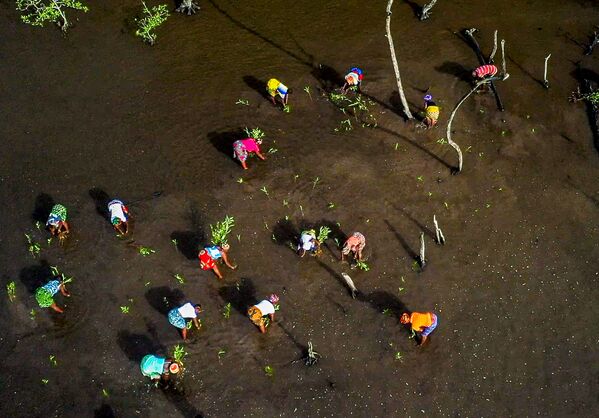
210, 215, 235, 246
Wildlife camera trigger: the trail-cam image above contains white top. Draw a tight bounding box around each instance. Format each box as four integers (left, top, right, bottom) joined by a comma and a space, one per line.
300, 232, 316, 250
177, 302, 197, 319
108, 201, 127, 223
255, 300, 275, 315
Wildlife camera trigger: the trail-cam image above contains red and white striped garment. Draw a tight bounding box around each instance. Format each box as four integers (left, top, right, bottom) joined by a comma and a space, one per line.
473, 64, 498, 78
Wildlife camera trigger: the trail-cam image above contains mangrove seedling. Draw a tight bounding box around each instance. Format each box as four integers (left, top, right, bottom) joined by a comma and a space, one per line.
25, 234, 41, 258
16, 0, 89, 32
235, 98, 249, 106
327, 202, 335, 209
237, 177, 244, 183
120, 306, 130, 314
340, 119, 353, 131
282, 199, 289, 207
244, 127, 265, 141
135, 1, 169, 46
222, 302, 231, 319
303, 86, 312, 100
394, 351, 403, 361
312, 176, 320, 189
356, 260, 370, 271
102, 388, 109, 398
175, 0, 200, 15
173, 344, 187, 366
139, 246, 156, 256
30, 309, 36, 320
382, 308, 392, 316
217, 348, 227, 360
264, 365, 274, 377
267, 147, 278, 154
283, 104, 291, 113
35, 221, 42, 231
6, 281, 16, 302
49, 355, 57, 367
173, 273, 186, 284
317, 226, 331, 243
171, 238, 178, 247
260, 186, 269, 196
41, 379, 49, 385
210, 215, 235, 246
304, 341, 321, 366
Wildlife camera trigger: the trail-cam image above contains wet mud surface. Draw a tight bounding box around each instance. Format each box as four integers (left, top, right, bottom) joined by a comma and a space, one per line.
0, 0, 598, 417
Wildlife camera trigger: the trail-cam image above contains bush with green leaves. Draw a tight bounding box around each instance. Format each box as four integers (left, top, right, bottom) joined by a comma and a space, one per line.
210, 215, 235, 246
16, 0, 88, 32
135, 1, 169, 46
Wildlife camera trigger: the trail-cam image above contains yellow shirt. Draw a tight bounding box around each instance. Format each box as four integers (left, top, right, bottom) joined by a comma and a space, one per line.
410, 312, 433, 331
267, 78, 280, 97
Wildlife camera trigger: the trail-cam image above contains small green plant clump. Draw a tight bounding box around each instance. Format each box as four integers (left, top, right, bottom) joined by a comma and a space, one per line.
173, 344, 187, 365
25, 233, 41, 258
135, 1, 169, 46
356, 260, 370, 271
329, 91, 377, 129
173, 273, 186, 284
210, 215, 235, 246
264, 365, 274, 377
6, 281, 16, 302
317, 226, 331, 243
139, 246, 156, 256
120, 306, 130, 314
236, 99, 249, 106
222, 302, 231, 319
16, 0, 89, 32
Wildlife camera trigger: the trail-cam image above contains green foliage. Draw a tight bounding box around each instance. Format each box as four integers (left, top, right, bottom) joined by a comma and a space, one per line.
264, 365, 274, 377
210, 215, 235, 246
120, 306, 130, 314
217, 348, 227, 359
16, 0, 89, 32
6, 282, 16, 302
173, 344, 187, 365
138, 246, 155, 256
235, 98, 249, 106
282, 104, 291, 113
173, 273, 186, 284
394, 351, 403, 361
329, 91, 377, 129
222, 302, 231, 319
25, 233, 41, 258
317, 226, 331, 243
135, 1, 169, 46
244, 127, 265, 141
356, 260, 370, 271
49, 355, 57, 367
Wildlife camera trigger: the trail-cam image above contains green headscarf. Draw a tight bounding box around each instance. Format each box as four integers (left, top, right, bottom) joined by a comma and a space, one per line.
35, 288, 54, 308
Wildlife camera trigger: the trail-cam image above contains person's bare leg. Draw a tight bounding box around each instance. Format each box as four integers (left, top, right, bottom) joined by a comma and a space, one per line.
241, 161, 248, 170
182, 327, 188, 340
259, 324, 266, 333
50, 303, 63, 313
221, 251, 236, 269
418, 335, 428, 346
212, 265, 224, 279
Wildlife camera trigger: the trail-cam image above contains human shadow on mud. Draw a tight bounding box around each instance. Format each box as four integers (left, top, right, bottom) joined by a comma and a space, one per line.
117, 330, 165, 362
571, 67, 599, 154
377, 125, 453, 170
278, 322, 309, 360
32, 193, 55, 223
403, 0, 422, 18
94, 403, 116, 418
243, 75, 270, 100
145, 286, 186, 316
171, 201, 206, 260
317, 260, 356, 299
312, 64, 343, 92
508, 55, 545, 88
391, 204, 436, 240
218, 278, 256, 317
356, 290, 408, 322
161, 386, 204, 418
89, 188, 110, 218
19, 260, 52, 294
207, 129, 245, 162
384, 220, 418, 261
436, 61, 473, 85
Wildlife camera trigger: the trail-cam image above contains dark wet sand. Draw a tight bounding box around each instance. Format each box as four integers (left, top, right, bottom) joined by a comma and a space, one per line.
0, 0, 598, 416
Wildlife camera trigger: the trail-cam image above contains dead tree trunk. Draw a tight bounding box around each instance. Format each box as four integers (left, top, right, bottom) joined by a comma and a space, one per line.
543, 54, 551, 89
418, 232, 426, 268
420, 0, 439, 21
463, 28, 504, 111
433, 215, 445, 245
386, 0, 413, 120
176, 0, 200, 15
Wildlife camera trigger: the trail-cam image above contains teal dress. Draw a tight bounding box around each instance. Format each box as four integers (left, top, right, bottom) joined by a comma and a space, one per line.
140, 355, 165, 379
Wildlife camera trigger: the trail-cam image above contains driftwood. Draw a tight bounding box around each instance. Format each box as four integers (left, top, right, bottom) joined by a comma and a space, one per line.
386, 0, 413, 119
488, 30, 498, 62
420, 0, 438, 21
418, 232, 426, 268
341, 273, 359, 299
585, 31, 599, 55
543, 54, 551, 89
176, 0, 200, 15
463, 28, 505, 112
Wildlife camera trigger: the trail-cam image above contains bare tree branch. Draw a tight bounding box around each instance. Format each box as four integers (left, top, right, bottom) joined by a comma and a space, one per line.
386, 0, 413, 119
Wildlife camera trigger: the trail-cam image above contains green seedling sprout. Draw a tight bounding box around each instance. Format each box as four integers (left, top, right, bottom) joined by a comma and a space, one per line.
120, 306, 130, 314
217, 348, 227, 360
409, 329, 416, 339
236, 234, 241, 242
312, 177, 320, 189
263, 221, 269, 230
293, 174, 300, 181
222, 302, 231, 319
6, 282, 16, 302
417, 175, 424, 182
173, 344, 187, 365
267, 147, 278, 154
327, 202, 335, 209
436, 138, 447, 144
210, 215, 235, 246
394, 351, 403, 361
237, 178, 244, 184
340, 119, 353, 131
139, 246, 155, 256
41, 379, 49, 385
46, 238, 52, 246
30, 309, 37, 320
186, 320, 193, 329
264, 365, 274, 377
356, 260, 370, 271
299, 205, 304, 217
334, 238, 340, 248
282, 104, 291, 113
235, 98, 249, 106
49, 355, 57, 367
304, 341, 321, 366
282, 199, 289, 207
25, 234, 41, 258
398, 287, 405, 293
317, 226, 331, 243
303, 86, 312, 100
260, 186, 269, 196
135, 1, 169, 46
102, 389, 109, 398
173, 273, 186, 284
35, 221, 42, 231
382, 308, 392, 316
244, 127, 265, 141
16, 0, 89, 32
144, 281, 151, 287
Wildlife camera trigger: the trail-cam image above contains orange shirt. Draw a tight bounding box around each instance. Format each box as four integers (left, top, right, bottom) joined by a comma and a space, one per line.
410, 312, 433, 331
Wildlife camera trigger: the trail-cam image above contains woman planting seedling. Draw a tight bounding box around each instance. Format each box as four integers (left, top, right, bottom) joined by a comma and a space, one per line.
46, 203, 70, 239
423, 94, 440, 128
107, 199, 131, 235
266, 78, 291, 108
35, 277, 71, 313
140, 354, 180, 384
341, 67, 364, 93
297, 229, 320, 257
341, 232, 366, 263
233, 137, 266, 170
400, 311, 438, 346
247, 294, 279, 334
198, 244, 237, 279
168, 302, 202, 340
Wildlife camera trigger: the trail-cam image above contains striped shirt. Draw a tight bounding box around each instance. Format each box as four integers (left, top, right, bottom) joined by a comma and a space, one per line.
473, 64, 498, 78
